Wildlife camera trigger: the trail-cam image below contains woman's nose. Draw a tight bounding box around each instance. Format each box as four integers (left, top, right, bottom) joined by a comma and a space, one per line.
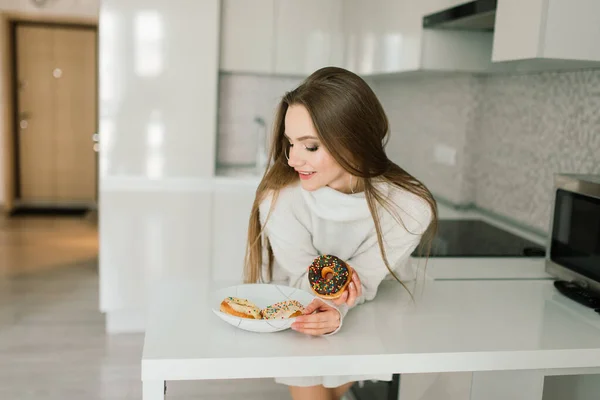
287, 147, 305, 168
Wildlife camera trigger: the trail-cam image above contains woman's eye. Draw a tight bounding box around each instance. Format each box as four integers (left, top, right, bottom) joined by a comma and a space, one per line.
305, 145, 319, 152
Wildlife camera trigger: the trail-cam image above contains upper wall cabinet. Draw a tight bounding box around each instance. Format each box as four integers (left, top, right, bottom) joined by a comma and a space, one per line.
220, 0, 275, 74
273, 0, 344, 76
219, 0, 600, 77
492, 0, 600, 63
219, 0, 343, 76
343, 0, 492, 76
343, 0, 417, 75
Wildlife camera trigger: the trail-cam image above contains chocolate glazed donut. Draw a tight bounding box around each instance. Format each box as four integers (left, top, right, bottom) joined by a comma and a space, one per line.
308, 255, 352, 299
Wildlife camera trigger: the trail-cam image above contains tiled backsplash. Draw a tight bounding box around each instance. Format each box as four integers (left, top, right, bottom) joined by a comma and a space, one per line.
217, 69, 600, 234
375, 69, 600, 233
372, 74, 481, 206
217, 73, 301, 166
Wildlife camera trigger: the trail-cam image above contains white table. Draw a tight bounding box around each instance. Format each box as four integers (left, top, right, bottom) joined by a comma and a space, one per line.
141, 279, 600, 400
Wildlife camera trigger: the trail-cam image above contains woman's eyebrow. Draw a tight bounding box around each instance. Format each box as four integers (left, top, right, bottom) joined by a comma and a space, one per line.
284, 133, 319, 141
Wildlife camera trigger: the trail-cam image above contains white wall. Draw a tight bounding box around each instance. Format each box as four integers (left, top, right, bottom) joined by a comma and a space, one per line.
0, 0, 99, 206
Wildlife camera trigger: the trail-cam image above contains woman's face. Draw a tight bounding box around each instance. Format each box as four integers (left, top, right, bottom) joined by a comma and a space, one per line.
284, 104, 352, 193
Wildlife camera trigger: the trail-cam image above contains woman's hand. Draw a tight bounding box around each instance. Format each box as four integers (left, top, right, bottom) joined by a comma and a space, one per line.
291, 298, 340, 336
332, 266, 362, 307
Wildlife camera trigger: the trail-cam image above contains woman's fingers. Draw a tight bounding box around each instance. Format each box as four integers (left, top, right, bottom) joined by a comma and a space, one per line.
294, 312, 333, 324
292, 310, 340, 334
292, 321, 334, 330
302, 298, 324, 315
332, 291, 348, 306
347, 282, 357, 307
351, 268, 363, 298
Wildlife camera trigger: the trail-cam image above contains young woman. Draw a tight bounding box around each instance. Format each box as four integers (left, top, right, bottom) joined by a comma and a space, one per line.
243, 66, 438, 400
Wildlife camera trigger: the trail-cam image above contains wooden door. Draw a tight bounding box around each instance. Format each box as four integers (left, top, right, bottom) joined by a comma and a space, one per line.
15, 24, 97, 204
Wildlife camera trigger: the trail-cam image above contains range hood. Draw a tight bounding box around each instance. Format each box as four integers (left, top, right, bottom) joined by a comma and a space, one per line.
423, 0, 497, 31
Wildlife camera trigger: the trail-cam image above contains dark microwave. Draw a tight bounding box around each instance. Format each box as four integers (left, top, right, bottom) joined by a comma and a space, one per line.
546, 174, 600, 295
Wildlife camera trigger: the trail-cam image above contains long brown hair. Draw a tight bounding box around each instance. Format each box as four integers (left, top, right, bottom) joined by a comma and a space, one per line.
243, 67, 438, 292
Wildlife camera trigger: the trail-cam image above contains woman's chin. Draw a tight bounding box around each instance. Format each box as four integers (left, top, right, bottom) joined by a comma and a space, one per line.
299, 180, 321, 192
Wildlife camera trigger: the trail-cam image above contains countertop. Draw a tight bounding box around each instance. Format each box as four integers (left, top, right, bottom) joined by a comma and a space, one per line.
422, 258, 549, 280
142, 278, 600, 381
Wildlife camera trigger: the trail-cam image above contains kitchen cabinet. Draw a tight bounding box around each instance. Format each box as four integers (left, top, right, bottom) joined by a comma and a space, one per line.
219, 0, 275, 74
343, 0, 492, 76
274, 0, 344, 76
493, 0, 600, 63
100, 190, 213, 333
342, 0, 382, 74
219, 0, 600, 77
99, 0, 221, 333
211, 187, 256, 282
219, 0, 489, 77
343, 0, 414, 75
220, 0, 343, 76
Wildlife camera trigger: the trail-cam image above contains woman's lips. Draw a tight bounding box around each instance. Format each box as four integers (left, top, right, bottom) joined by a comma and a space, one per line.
298, 171, 316, 180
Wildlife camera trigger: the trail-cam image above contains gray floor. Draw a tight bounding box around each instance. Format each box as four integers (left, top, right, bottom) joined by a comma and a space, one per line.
0, 214, 292, 399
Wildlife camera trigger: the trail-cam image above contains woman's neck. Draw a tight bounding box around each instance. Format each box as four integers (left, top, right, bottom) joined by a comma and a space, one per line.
327, 174, 364, 194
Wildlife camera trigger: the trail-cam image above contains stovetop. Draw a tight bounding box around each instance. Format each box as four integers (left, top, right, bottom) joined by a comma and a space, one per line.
411, 219, 546, 258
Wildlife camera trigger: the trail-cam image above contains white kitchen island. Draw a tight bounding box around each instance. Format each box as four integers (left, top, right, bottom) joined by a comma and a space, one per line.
141, 278, 600, 400
100, 171, 553, 334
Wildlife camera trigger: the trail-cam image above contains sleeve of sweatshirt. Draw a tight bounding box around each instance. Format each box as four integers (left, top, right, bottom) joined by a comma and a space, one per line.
259, 189, 346, 335
323, 203, 431, 336
344, 193, 433, 312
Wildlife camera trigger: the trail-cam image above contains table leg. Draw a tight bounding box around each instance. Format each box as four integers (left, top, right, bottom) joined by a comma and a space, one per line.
470, 370, 544, 400
143, 380, 165, 400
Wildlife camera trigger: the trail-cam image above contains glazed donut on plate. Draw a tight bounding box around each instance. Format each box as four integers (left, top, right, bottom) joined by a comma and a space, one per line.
220, 297, 262, 319
308, 254, 352, 299
261, 299, 304, 320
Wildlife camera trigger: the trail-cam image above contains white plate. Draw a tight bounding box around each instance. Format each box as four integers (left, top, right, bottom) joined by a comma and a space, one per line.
212, 284, 316, 333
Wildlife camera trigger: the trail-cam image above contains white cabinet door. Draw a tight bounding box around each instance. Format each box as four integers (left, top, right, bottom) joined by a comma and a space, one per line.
344, 0, 416, 75
543, 0, 600, 62
492, 0, 546, 62
493, 0, 600, 62
220, 0, 275, 73
211, 187, 257, 282
100, 191, 213, 311
343, 0, 390, 75
343, 0, 375, 75
377, 0, 422, 74
274, 0, 343, 76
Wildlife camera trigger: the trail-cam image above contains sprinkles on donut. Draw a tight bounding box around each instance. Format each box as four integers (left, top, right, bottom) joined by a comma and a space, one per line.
308, 254, 352, 299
